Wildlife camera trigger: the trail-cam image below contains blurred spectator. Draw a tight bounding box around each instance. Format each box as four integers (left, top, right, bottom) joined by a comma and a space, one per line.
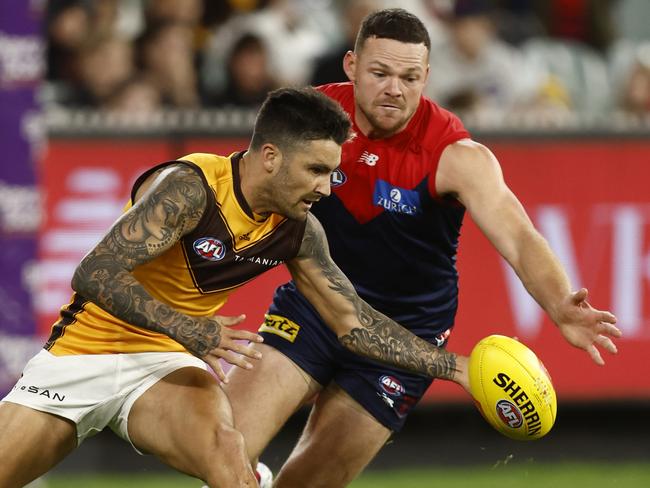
202, 0, 335, 94
247, 0, 336, 85
111, 0, 147, 40
202, 0, 272, 31
522, 37, 610, 114
143, 0, 203, 25
102, 74, 162, 113
68, 35, 135, 106
137, 21, 200, 108
426, 0, 550, 115
310, 0, 381, 86
622, 59, 650, 114
610, 41, 650, 114
394, 0, 449, 47
490, 0, 546, 45
92, 0, 121, 37
535, 0, 616, 52
46, 0, 143, 107
611, 0, 650, 42
205, 32, 278, 108
42, 0, 642, 119
47, 1, 93, 81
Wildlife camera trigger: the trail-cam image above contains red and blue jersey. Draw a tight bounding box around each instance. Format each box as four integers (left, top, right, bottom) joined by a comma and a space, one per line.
276, 82, 470, 339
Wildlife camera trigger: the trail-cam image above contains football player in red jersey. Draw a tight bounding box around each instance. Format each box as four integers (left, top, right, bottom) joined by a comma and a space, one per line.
225, 8, 622, 487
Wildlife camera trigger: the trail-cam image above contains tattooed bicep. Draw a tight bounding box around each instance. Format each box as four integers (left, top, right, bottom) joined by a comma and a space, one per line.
101, 164, 208, 268
293, 212, 358, 300
297, 213, 331, 260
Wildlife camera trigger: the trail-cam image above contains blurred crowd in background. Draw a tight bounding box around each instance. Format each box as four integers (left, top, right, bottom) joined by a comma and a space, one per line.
45, 0, 650, 119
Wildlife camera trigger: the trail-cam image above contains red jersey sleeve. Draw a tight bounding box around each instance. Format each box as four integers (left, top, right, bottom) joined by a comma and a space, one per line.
426, 105, 470, 198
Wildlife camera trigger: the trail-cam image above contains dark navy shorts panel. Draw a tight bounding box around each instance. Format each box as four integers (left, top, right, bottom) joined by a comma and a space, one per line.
259, 282, 342, 386
261, 282, 438, 432
258, 318, 339, 387
334, 360, 434, 432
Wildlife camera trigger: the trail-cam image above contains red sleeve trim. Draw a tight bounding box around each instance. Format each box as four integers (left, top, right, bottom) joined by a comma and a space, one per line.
427, 131, 471, 198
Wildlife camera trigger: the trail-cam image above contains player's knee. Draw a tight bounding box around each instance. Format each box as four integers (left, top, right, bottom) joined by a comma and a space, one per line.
202, 435, 257, 486
199, 422, 247, 465
196, 424, 256, 486
214, 422, 246, 449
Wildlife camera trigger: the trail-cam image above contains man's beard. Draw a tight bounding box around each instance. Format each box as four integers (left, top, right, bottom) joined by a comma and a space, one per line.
360, 103, 408, 138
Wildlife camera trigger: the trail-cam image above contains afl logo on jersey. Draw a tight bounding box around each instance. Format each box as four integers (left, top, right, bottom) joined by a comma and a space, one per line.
379, 375, 405, 397
331, 168, 346, 187
193, 237, 226, 261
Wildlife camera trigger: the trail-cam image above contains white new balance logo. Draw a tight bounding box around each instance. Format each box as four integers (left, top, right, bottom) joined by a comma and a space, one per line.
357, 151, 379, 166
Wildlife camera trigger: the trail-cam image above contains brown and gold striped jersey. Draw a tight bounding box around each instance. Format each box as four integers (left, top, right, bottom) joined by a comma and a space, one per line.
46, 152, 306, 355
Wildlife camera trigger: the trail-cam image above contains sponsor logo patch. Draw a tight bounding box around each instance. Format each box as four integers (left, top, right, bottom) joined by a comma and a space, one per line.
434, 328, 452, 347
258, 314, 300, 343
331, 168, 347, 187
233, 254, 283, 267
379, 375, 405, 397
357, 151, 379, 166
13, 384, 66, 402
496, 399, 524, 428
193, 237, 226, 261
377, 391, 395, 408
373, 180, 421, 215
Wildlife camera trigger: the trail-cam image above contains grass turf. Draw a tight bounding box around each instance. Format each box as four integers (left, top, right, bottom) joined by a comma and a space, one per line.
43, 462, 650, 488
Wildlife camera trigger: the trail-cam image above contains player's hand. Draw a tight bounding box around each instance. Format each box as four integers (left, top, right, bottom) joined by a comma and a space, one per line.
554, 288, 621, 365
191, 314, 264, 382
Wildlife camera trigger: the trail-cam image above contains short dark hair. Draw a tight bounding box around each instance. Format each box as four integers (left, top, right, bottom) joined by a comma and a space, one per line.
354, 8, 431, 52
250, 87, 351, 151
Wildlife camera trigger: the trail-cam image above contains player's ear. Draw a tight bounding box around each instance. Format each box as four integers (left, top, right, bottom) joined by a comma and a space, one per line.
260, 143, 282, 174
343, 50, 356, 82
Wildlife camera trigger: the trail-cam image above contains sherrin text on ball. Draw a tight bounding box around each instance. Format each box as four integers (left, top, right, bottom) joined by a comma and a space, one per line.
468, 335, 557, 440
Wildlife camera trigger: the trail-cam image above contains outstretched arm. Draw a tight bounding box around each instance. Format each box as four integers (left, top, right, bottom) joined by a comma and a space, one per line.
287, 214, 468, 388
436, 139, 621, 365
71, 163, 261, 379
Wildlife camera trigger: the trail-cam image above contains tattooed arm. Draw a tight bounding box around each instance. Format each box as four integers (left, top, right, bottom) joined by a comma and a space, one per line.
287, 214, 469, 387
71, 164, 261, 378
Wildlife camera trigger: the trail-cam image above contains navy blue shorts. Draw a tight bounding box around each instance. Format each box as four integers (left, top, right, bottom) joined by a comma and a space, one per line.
259, 283, 451, 432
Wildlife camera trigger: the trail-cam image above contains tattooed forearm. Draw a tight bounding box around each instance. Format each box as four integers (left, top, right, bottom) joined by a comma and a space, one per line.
71, 164, 219, 357
337, 304, 458, 380
73, 249, 220, 356
298, 214, 459, 379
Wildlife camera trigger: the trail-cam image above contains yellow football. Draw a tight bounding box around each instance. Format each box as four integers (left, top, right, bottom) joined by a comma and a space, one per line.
468, 335, 557, 440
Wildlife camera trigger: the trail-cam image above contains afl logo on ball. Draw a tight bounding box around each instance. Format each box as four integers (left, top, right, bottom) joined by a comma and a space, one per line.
193, 237, 226, 261
379, 375, 405, 397
496, 399, 523, 428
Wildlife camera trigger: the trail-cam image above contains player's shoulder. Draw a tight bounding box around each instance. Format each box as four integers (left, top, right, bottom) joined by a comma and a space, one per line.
175, 152, 237, 187
315, 82, 354, 111
179, 152, 233, 171
417, 96, 467, 134
414, 96, 470, 151
179, 152, 225, 166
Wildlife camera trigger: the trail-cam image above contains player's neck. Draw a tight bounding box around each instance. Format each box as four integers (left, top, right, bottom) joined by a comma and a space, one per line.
238, 151, 271, 220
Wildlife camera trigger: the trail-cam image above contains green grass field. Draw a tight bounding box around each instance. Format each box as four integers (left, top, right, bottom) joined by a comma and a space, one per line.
42, 462, 650, 488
